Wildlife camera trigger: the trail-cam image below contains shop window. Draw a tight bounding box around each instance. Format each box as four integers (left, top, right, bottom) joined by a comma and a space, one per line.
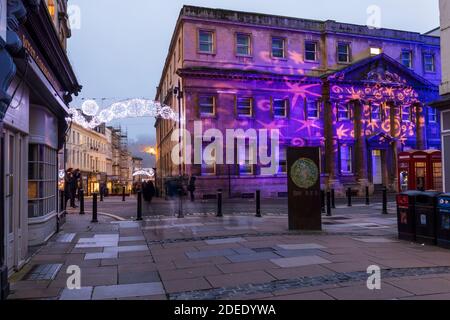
340, 145, 353, 174
28, 144, 57, 218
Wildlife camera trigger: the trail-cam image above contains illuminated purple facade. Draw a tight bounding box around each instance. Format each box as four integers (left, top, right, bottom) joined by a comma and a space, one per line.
155, 6, 441, 197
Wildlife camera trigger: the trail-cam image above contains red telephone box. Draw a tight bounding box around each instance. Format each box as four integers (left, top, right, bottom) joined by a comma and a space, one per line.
398, 150, 443, 192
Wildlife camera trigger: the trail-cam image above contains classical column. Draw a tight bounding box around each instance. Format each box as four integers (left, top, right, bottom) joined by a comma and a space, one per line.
415, 103, 427, 150
389, 102, 401, 191
324, 99, 340, 192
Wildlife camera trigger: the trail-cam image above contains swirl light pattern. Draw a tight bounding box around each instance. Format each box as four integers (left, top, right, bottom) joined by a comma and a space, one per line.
67, 99, 178, 129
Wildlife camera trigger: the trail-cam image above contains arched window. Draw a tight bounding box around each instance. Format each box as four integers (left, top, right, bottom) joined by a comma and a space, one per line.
47, 0, 56, 19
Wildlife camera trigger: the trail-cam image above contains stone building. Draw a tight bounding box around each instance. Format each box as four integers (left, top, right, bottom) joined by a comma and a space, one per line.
155, 6, 441, 198
0, 0, 81, 298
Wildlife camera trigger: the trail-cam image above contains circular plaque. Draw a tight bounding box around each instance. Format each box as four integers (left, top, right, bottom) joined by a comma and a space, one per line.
290, 158, 319, 189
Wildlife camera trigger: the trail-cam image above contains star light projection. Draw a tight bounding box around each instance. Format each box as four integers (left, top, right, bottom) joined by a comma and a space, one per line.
67, 99, 178, 129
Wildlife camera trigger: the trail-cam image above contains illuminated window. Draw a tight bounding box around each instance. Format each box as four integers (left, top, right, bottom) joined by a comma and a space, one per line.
337, 42, 350, 63
273, 98, 288, 118
47, 0, 56, 18
236, 97, 253, 117
239, 145, 254, 176
340, 145, 353, 174
307, 100, 320, 119
236, 33, 251, 56
198, 30, 214, 53
402, 50, 413, 68
305, 41, 318, 61
370, 47, 382, 56
428, 107, 437, 123
424, 53, 435, 72
272, 37, 286, 58
198, 95, 215, 116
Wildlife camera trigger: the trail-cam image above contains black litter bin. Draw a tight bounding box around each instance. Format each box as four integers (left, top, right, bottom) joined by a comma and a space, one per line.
396, 191, 422, 241
437, 194, 450, 249
415, 191, 441, 245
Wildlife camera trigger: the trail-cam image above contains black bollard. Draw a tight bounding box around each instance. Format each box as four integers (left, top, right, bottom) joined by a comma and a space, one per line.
79, 189, 85, 215
382, 187, 388, 215
122, 186, 126, 202
92, 193, 98, 223
347, 188, 352, 207
256, 190, 262, 218
321, 190, 326, 213
365, 186, 370, 206
331, 189, 336, 209
217, 190, 223, 217
326, 191, 332, 217
136, 191, 143, 221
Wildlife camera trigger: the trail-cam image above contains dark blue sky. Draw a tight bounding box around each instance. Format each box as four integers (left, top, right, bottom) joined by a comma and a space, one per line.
67, 0, 439, 165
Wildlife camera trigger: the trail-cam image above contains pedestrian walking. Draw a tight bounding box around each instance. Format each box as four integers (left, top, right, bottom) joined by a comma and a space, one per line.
187, 176, 197, 202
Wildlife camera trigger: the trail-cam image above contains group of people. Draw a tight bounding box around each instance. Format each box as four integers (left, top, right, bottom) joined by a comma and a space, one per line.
135, 180, 156, 204
164, 176, 197, 202
64, 168, 82, 209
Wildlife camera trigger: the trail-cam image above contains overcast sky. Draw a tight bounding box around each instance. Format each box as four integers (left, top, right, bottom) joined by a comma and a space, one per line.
67, 0, 440, 166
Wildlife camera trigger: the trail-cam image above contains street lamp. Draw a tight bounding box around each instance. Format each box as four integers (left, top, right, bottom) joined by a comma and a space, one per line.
173, 80, 184, 219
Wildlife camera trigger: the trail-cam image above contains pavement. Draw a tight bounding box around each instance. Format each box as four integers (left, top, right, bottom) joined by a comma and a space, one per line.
7, 201, 450, 301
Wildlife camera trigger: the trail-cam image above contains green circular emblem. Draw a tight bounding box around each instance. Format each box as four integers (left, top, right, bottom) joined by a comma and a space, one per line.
290, 158, 319, 189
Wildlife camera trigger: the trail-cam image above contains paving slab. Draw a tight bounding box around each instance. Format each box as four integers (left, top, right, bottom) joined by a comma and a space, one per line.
206, 270, 275, 288
92, 282, 165, 300
277, 244, 326, 250
270, 256, 331, 268
60, 287, 93, 300
205, 237, 246, 245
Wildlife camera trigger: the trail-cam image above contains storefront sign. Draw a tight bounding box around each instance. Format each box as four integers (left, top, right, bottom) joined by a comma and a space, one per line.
287, 147, 322, 231
0, 0, 6, 42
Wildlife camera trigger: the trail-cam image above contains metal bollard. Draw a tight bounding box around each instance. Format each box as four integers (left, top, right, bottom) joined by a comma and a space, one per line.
256, 190, 262, 218
382, 187, 388, 215
217, 190, 223, 217
331, 189, 336, 209
122, 186, 126, 202
326, 191, 332, 217
136, 191, 143, 221
365, 186, 370, 206
347, 188, 352, 207
321, 190, 326, 213
79, 189, 85, 215
92, 193, 98, 223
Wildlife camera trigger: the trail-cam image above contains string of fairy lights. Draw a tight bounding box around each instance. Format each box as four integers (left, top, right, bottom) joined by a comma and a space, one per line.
67, 98, 178, 129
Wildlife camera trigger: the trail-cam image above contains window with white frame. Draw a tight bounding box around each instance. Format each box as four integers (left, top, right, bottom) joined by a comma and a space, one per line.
305, 41, 318, 61
272, 37, 286, 58
340, 145, 353, 174
236, 97, 253, 117
307, 100, 320, 119
198, 95, 215, 116
337, 42, 350, 63
238, 144, 254, 175
371, 103, 381, 121
428, 107, 437, 123
198, 30, 214, 53
423, 53, 435, 72
28, 144, 57, 218
273, 98, 288, 117
338, 103, 351, 120
402, 105, 412, 122
236, 33, 251, 56
401, 50, 413, 68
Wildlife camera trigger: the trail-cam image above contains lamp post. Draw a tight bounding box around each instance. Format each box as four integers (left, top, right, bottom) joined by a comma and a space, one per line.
174, 80, 184, 218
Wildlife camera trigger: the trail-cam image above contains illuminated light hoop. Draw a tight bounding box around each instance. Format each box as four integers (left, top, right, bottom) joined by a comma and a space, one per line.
132, 168, 155, 178
67, 99, 179, 129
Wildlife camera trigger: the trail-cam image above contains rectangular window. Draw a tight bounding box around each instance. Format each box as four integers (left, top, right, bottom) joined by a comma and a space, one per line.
236, 33, 251, 56
236, 97, 253, 117
370, 47, 382, 56
402, 50, 412, 68
337, 42, 350, 63
428, 107, 437, 123
424, 53, 435, 72
307, 100, 320, 119
198, 30, 214, 53
305, 41, 318, 61
338, 103, 350, 120
402, 105, 411, 122
273, 98, 288, 118
198, 95, 215, 116
340, 145, 353, 174
279, 148, 287, 174
202, 145, 216, 176
272, 37, 286, 58
28, 144, 57, 218
239, 147, 254, 176
371, 103, 381, 121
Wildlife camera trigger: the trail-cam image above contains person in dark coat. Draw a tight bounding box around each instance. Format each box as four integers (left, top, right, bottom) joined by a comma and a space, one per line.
187, 176, 197, 202
143, 181, 156, 204
64, 169, 74, 210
